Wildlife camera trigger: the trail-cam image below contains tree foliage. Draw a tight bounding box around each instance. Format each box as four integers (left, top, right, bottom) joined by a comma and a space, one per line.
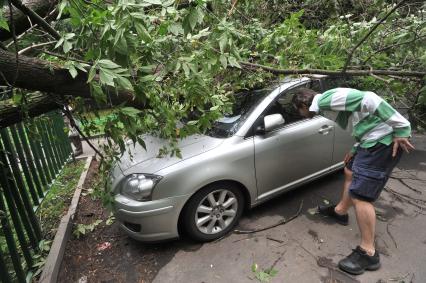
0, 0, 425, 160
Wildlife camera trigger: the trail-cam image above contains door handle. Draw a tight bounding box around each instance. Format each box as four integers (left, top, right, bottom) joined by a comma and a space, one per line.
318, 125, 334, 134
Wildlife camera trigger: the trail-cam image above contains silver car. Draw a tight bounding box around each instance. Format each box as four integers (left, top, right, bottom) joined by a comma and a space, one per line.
109, 77, 354, 242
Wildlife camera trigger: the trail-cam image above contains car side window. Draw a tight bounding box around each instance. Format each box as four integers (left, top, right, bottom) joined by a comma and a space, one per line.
264, 83, 318, 125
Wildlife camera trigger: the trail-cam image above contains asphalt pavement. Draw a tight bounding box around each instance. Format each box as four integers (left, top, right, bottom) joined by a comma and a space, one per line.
76, 134, 426, 283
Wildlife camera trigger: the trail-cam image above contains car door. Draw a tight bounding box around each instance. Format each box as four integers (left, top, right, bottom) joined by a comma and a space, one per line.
253, 83, 335, 200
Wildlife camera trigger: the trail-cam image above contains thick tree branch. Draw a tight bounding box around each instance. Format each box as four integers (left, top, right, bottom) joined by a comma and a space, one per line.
0, 92, 60, 126
0, 49, 143, 128
9, 0, 60, 40
342, 0, 408, 72
240, 62, 426, 78
0, 0, 57, 41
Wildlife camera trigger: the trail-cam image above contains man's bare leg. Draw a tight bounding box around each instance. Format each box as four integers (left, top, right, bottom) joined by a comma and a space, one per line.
352, 198, 376, 255
335, 167, 353, 215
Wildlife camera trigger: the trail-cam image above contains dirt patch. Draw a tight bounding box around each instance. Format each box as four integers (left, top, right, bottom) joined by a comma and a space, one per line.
57, 160, 182, 283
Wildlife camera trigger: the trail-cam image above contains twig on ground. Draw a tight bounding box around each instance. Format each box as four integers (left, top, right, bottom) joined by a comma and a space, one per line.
386, 219, 398, 249
234, 200, 304, 234
266, 236, 284, 244
232, 234, 265, 243
270, 250, 286, 270
399, 178, 423, 194
388, 272, 410, 281
384, 187, 426, 210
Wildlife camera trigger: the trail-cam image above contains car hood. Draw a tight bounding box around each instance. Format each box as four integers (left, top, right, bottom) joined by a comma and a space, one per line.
118, 134, 223, 175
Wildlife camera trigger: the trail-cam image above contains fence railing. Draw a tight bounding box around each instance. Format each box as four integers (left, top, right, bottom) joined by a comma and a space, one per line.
0, 111, 73, 282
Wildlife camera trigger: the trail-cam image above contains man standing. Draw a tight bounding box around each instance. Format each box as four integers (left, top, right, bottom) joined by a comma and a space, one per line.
292, 87, 414, 275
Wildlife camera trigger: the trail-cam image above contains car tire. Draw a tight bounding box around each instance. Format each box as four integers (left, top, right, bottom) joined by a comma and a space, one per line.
182, 183, 244, 242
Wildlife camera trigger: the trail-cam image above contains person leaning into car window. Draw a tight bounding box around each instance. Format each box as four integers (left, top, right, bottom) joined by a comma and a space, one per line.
292, 87, 414, 275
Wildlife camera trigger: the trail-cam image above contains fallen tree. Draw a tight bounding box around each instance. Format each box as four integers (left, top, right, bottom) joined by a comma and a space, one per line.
0, 0, 424, 146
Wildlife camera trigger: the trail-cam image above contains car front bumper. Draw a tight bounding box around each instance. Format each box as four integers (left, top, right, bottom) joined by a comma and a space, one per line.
114, 194, 189, 242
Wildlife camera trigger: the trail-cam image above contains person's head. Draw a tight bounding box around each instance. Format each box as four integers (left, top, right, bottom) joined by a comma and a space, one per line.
291, 88, 318, 118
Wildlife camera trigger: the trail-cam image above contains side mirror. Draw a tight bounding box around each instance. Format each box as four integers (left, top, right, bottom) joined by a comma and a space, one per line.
264, 114, 285, 132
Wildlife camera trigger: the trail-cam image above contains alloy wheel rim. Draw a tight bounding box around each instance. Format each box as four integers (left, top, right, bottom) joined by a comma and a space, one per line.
195, 189, 238, 235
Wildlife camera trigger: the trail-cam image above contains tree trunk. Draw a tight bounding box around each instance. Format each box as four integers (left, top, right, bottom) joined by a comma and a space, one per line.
0, 0, 57, 41
0, 48, 140, 128
0, 92, 59, 127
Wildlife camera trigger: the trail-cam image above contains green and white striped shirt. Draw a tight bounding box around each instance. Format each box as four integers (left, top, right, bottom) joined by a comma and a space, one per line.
309, 88, 411, 153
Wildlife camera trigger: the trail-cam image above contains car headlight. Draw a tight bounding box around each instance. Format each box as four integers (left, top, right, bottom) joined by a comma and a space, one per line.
121, 174, 162, 201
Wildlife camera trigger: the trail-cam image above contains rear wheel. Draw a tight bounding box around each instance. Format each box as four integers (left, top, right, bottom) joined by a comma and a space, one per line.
182, 183, 244, 242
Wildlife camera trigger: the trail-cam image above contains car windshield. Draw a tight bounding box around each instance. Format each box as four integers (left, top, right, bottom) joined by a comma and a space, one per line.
207, 89, 271, 138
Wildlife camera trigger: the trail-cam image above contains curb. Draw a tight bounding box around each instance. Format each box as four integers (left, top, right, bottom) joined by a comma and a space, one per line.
39, 155, 94, 283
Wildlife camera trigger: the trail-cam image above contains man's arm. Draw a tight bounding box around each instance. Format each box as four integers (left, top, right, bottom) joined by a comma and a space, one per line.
356, 91, 414, 156
318, 88, 414, 156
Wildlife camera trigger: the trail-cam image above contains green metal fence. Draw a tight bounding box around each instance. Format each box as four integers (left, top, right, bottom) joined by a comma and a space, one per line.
0, 111, 73, 282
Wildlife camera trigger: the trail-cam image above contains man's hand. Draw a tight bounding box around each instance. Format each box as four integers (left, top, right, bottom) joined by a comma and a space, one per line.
392, 137, 415, 157
344, 152, 353, 165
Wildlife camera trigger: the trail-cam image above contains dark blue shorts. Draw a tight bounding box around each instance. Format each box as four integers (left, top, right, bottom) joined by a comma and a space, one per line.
346, 143, 402, 202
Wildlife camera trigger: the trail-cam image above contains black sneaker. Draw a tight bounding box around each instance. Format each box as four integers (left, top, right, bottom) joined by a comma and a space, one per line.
338, 246, 380, 275
318, 204, 348, 225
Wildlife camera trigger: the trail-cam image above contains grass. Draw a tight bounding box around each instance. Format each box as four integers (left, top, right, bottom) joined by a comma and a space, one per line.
79, 109, 116, 136
36, 160, 86, 240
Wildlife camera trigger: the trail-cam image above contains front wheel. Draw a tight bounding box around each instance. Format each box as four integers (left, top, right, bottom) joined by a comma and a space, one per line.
182, 183, 244, 242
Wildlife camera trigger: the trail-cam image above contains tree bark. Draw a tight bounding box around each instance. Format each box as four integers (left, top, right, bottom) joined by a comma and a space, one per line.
0, 48, 140, 128
0, 0, 57, 41
0, 48, 136, 102
0, 92, 59, 127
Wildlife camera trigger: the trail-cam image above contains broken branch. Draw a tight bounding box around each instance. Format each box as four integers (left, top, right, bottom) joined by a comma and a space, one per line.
234, 200, 303, 234
240, 62, 426, 78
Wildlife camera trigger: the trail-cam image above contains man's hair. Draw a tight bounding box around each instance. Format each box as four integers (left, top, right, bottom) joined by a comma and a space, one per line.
291, 88, 317, 109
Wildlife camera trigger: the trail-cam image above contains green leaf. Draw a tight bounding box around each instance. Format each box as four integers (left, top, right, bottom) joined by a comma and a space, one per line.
63, 40, 73, 53
91, 83, 106, 104
68, 65, 78, 78
219, 55, 227, 69
139, 65, 155, 73
116, 76, 134, 91
54, 38, 64, 49
0, 10, 9, 31
187, 7, 203, 31
144, 0, 161, 4
135, 22, 152, 43
26, 271, 34, 283
99, 69, 116, 86
140, 75, 156, 82
87, 66, 97, 83
121, 107, 141, 117
219, 34, 228, 53
228, 56, 241, 68
12, 93, 23, 105
169, 23, 183, 36
98, 59, 121, 69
